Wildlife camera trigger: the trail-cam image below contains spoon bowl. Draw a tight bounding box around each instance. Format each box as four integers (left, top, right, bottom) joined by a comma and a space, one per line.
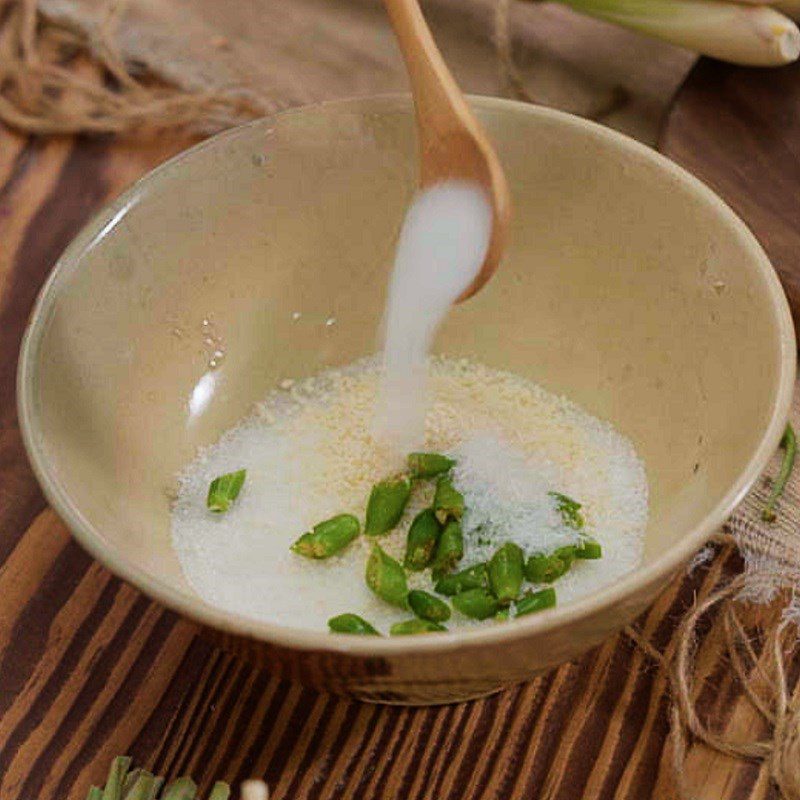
383, 0, 511, 300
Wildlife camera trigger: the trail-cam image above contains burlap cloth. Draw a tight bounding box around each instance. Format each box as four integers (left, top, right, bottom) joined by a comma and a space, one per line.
2, 1, 799, 797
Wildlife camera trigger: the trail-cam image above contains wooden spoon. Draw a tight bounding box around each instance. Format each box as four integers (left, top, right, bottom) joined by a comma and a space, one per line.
383, 0, 511, 301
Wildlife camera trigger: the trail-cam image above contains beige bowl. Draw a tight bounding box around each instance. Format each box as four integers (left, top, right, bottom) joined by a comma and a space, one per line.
18, 96, 795, 704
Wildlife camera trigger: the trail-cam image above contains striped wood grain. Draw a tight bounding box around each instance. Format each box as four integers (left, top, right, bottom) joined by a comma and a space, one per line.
0, 123, 793, 800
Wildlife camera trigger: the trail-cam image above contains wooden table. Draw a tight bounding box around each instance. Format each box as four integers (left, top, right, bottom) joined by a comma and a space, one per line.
0, 74, 792, 800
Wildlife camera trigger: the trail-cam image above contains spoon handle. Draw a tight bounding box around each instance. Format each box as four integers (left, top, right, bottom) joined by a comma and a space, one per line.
383, 0, 484, 183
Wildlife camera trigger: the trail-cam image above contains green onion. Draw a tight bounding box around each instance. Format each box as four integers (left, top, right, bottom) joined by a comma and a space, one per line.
206, 469, 246, 513
762, 423, 797, 522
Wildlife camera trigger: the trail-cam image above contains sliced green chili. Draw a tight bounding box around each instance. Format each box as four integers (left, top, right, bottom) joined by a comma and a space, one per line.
404, 508, 441, 570
328, 613, 380, 635
433, 475, 465, 524
434, 563, 488, 596
408, 589, 451, 622
206, 469, 246, 513
365, 475, 412, 536
291, 513, 360, 559
430, 519, 464, 578
515, 587, 557, 616
577, 537, 603, 559
408, 452, 455, 479
452, 587, 500, 620
390, 618, 447, 635
488, 542, 524, 604
365, 545, 408, 608
550, 491, 585, 530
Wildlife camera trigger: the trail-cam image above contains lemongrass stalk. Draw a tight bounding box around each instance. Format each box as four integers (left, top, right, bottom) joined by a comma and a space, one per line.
549, 0, 800, 65
727, 0, 800, 22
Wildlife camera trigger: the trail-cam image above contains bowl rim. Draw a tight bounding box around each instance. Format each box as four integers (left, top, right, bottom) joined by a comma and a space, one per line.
17, 94, 797, 657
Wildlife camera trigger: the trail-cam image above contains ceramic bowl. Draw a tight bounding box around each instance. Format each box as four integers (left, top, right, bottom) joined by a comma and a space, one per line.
18, 96, 795, 704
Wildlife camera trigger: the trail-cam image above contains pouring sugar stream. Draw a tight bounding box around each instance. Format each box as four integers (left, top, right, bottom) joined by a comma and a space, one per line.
374, 180, 492, 456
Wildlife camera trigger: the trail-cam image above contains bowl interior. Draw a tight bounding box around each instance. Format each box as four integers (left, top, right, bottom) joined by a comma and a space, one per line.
21, 97, 793, 630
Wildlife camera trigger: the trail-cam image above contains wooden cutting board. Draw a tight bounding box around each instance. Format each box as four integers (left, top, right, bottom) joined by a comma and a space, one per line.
660, 59, 800, 340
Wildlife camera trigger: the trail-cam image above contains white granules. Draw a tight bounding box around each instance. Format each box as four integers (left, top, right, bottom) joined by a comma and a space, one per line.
374, 181, 491, 455
452, 435, 583, 566
171, 356, 648, 633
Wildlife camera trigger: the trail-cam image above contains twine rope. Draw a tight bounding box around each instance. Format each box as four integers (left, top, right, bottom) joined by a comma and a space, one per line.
0, 0, 266, 135
625, 551, 800, 800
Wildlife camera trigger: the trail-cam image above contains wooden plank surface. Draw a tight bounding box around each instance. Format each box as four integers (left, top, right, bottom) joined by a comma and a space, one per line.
0, 97, 791, 800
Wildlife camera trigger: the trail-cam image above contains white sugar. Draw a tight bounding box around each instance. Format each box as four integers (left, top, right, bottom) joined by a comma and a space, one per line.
374, 181, 491, 455
171, 357, 648, 632
452, 435, 582, 566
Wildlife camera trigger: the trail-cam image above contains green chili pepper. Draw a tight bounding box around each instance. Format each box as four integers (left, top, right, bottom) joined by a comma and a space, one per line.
488, 542, 524, 604
390, 618, 447, 635
434, 563, 488, 596
550, 491, 585, 530
291, 513, 360, 559
407, 452, 455, 479
515, 587, 557, 616
554, 545, 577, 569
206, 469, 247, 513
407, 589, 451, 622
365, 545, 408, 608
364, 475, 412, 536
328, 613, 380, 635
430, 519, 464, 578
452, 587, 500, 620
404, 508, 442, 571
762, 424, 797, 522
433, 475, 465, 524
524, 552, 571, 584
576, 537, 603, 559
